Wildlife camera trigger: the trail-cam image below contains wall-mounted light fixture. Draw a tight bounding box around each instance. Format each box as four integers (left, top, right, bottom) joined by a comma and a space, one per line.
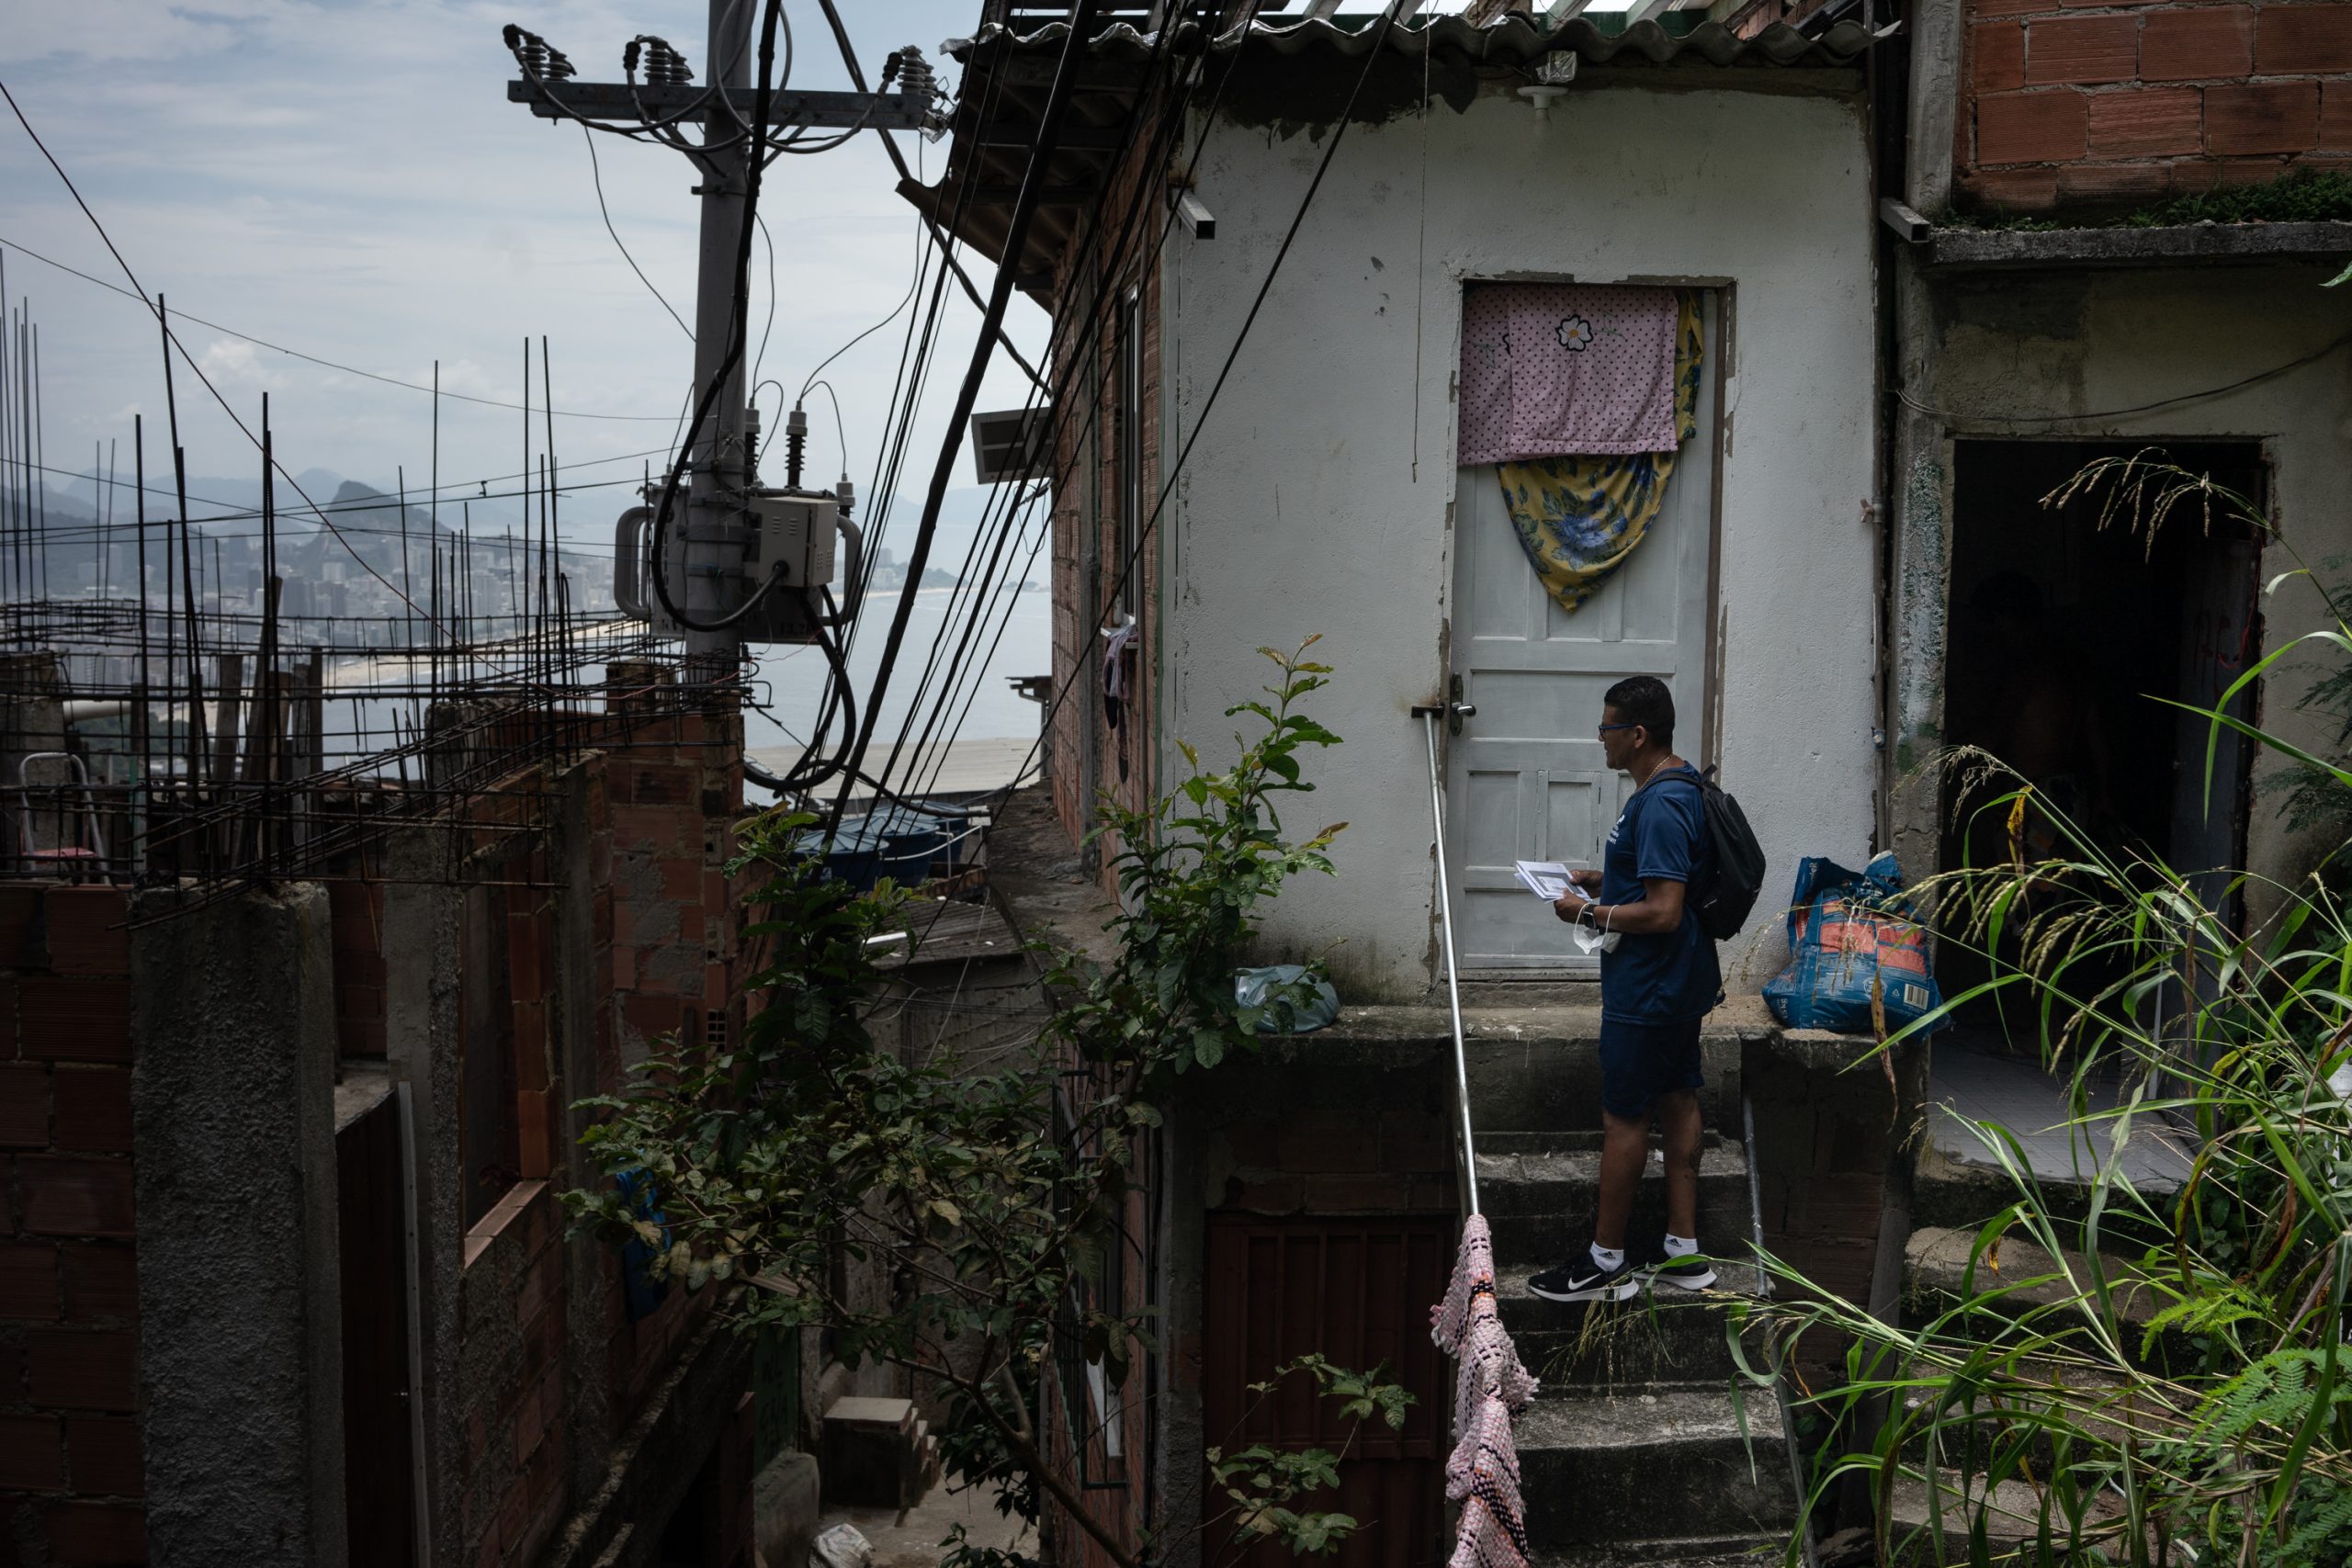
1517, 50, 1577, 120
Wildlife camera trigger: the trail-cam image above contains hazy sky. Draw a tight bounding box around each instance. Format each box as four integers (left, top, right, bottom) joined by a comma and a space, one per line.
2, 0, 1046, 541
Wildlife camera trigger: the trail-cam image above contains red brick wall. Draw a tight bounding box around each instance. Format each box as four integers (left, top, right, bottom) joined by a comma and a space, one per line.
457, 1181, 569, 1568
449, 709, 741, 1568
0, 885, 145, 1563
1959, 0, 2352, 211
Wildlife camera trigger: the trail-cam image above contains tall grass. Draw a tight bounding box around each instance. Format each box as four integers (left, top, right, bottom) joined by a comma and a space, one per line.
1736, 458, 2352, 1567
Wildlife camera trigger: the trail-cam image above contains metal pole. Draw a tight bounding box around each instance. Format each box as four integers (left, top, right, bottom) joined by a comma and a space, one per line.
1421, 710, 1479, 1215
679, 0, 754, 671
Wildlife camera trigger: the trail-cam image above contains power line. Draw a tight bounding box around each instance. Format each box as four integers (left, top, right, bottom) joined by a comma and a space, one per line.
0, 234, 687, 423
2, 78, 464, 633
6, 446, 673, 535
580, 125, 694, 341
818, 0, 1108, 829
933, 2, 1411, 827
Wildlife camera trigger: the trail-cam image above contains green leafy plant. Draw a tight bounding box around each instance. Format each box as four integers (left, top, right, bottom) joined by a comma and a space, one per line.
564, 638, 1401, 1568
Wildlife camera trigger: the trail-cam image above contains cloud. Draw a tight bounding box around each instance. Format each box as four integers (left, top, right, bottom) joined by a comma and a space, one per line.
5, 0, 1045, 504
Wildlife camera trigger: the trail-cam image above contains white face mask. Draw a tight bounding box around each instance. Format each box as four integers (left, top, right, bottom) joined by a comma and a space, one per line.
1571, 922, 1621, 956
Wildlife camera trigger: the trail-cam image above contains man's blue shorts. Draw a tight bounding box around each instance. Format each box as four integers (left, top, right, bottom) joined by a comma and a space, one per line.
1598, 1015, 1706, 1121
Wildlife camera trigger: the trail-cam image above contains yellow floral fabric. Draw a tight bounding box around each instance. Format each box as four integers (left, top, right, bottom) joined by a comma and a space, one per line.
1495, 292, 1704, 616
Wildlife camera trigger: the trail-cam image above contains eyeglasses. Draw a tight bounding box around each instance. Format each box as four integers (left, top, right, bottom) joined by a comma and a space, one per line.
1597, 722, 1636, 735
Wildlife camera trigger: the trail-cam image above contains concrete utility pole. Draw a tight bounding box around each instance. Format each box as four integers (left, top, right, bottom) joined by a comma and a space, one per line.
681, 0, 753, 669
500, 4, 935, 673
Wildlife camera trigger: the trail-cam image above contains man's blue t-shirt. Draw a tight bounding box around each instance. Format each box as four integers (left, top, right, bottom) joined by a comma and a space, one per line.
1598, 763, 1723, 1023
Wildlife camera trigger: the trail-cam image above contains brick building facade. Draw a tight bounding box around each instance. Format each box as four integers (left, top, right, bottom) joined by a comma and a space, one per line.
0, 887, 141, 1562
1958, 0, 2352, 209
0, 683, 758, 1567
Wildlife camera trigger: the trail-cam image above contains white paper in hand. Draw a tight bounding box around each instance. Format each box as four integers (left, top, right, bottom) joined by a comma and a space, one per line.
1514, 860, 1575, 901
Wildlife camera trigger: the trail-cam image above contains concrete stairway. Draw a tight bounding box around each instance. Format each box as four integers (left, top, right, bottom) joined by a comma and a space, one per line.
1465, 1010, 1802, 1566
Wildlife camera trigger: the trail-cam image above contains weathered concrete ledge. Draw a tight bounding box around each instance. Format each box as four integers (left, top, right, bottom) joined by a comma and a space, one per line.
1925, 220, 2352, 271
1307, 992, 1785, 1052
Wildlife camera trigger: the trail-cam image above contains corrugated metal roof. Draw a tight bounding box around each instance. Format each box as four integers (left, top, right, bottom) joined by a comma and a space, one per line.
946, 10, 1877, 73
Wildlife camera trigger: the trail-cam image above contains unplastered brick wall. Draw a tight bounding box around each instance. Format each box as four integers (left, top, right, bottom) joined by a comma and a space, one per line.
442, 707, 739, 1567
0, 886, 145, 1564
582, 724, 737, 1418
457, 1181, 569, 1568
1960, 0, 2352, 211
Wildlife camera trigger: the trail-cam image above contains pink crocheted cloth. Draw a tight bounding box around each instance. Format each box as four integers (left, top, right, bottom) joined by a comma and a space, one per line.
1458, 283, 1680, 464
1446, 1395, 1526, 1507
1431, 1218, 1539, 1568
1445, 1491, 1531, 1568
1430, 1213, 1497, 1352
1453, 1293, 1538, 1444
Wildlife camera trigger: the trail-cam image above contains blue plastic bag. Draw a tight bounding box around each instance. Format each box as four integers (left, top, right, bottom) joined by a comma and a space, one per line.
1761, 853, 1946, 1036
1234, 964, 1340, 1034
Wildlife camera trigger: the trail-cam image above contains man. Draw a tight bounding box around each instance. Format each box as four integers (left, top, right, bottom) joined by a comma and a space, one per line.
1528, 675, 1722, 1303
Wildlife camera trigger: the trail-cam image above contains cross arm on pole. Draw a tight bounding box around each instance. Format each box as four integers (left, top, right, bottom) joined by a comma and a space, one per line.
504, 80, 937, 132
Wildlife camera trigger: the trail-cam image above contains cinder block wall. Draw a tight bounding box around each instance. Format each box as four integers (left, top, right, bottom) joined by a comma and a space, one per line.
433, 710, 746, 1568
1960, 0, 2352, 210
0, 886, 142, 1562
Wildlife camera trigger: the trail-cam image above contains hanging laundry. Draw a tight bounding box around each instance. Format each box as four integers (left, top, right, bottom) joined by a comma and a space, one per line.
1452, 1292, 1538, 1445
1430, 1214, 1537, 1568
1430, 1213, 1498, 1350
1102, 620, 1136, 784
1444, 1398, 1532, 1568
1497, 290, 1704, 616
1458, 283, 1682, 466
1445, 1396, 1529, 1547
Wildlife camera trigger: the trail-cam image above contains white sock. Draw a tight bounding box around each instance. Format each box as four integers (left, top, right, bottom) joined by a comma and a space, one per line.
1664, 1234, 1699, 1258
1589, 1241, 1625, 1270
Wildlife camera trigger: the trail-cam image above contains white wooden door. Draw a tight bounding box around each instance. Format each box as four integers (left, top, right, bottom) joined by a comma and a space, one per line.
1443, 296, 1717, 973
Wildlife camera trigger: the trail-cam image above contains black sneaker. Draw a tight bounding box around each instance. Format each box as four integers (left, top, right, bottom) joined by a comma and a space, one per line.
1528, 1253, 1638, 1303
1642, 1253, 1717, 1292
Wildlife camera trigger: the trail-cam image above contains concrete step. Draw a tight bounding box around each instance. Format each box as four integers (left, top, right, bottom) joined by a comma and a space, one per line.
1476, 1145, 1755, 1264
820, 1395, 931, 1510
1903, 1224, 2180, 1368
1514, 1388, 1799, 1553
1478, 1128, 1724, 1156
1529, 1540, 1793, 1568
1310, 999, 1773, 1134
1463, 1028, 1746, 1135
1911, 1137, 2173, 1251
1495, 1266, 1770, 1392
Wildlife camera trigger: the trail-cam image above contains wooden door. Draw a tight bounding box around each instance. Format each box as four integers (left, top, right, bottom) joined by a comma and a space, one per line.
338, 1089, 417, 1567
1444, 294, 1718, 973
1202, 1217, 1451, 1568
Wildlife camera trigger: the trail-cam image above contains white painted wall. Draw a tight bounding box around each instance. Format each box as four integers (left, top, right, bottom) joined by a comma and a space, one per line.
1915, 263, 2352, 908
1155, 79, 1879, 1002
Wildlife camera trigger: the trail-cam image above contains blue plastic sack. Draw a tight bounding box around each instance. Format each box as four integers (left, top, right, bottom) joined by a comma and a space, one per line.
1761, 852, 1947, 1036
1235, 964, 1340, 1034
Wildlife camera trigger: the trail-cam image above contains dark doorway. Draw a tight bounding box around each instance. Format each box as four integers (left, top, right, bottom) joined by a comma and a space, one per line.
1938, 439, 2267, 1032
1202, 1215, 1450, 1568
338, 1088, 417, 1567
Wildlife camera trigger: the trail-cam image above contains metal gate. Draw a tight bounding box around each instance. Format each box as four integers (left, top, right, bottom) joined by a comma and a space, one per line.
1202, 1216, 1451, 1568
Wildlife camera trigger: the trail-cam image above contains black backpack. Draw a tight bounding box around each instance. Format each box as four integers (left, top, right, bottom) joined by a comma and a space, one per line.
1690, 765, 1766, 942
